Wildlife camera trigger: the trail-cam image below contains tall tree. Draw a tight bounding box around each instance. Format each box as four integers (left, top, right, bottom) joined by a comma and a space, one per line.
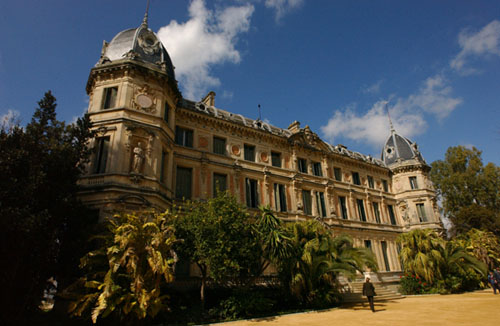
0, 91, 94, 323
430, 146, 500, 236
278, 221, 377, 307
173, 192, 261, 310
67, 211, 177, 324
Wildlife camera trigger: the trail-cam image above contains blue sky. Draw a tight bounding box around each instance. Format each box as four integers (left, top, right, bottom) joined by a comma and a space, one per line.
1, 0, 499, 165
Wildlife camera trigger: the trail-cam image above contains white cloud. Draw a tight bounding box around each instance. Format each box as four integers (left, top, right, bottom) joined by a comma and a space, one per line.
362, 79, 383, 94
265, 0, 304, 21
395, 74, 462, 120
321, 74, 462, 148
0, 109, 21, 131
450, 20, 500, 73
157, 0, 254, 100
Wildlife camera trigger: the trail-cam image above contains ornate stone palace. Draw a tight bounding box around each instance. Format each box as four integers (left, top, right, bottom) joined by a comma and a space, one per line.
78, 15, 443, 280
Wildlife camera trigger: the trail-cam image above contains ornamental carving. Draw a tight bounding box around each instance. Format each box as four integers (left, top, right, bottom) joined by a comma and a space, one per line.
137, 30, 160, 55
132, 85, 156, 113
199, 136, 208, 149
260, 152, 269, 163
232, 145, 240, 156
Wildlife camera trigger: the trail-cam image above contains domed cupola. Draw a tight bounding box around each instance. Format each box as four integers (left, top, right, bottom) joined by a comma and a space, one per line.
381, 122, 426, 167
97, 12, 175, 80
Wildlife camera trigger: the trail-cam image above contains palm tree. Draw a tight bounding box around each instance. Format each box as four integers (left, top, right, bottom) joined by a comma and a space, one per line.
397, 229, 444, 284
67, 211, 177, 324
439, 241, 487, 280
255, 206, 292, 276
279, 221, 377, 307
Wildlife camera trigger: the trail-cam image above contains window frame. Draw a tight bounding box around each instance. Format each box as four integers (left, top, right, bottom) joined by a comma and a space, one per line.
334, 167, 342, 181
316, 191, 327, 217
312, 162, 323, 176
175, 126, 193, 148
367, 175, 374, 189
175, 166, 192, 199
245, 178, 259, 208
298, 158, 308, 173
94, 136, 110, 174
388, 204, 397, 225
352, 172, 361, 185
357, 199, 367, 222
213, 136, 226, 155
271, 151, 282, 167
416, 203, 428, 222
103, 87, 118, 110
274, 183, 287, 212
244, 144, 256, 162
409, 176, 418, 190
373, 202, 381, 223
339, 196, 348, 219
302, 190, 312, 215
382, 179, 389, 192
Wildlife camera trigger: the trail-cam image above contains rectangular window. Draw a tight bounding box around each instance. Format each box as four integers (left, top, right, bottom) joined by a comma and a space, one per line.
271, 152, 282, 167
274, 183, 287, 212
163, 102, 169, 123
373, 202, 381, 223
388, 204, 397, 225
357, 199, 367, 222
175, 126, 193, 148
339, 196, 348, 219
94, 136, 110, 174
381, 241, 391, 271
244, 144, 255, 162
298, 158, 308, 173
416, 203, 428, 222
316, 192, 327, 217
245, 178, 259, 208
312, 162, 323, 176
213, 137, 226, 155
334, 167, 342, 181
213, 173, 227, 196
352, 172, 361, 185
364, 240, 372, 250
103, 87, 118, 109
302, 190, 312, 215
160, 150, 167, 183
368, 176, 374, 189
175, 167, 192, 199
409, 176, 418, 189
382, 179, 389, 192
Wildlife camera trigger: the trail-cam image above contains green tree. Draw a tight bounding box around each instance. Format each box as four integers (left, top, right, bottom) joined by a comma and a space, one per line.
173, 192, 261, 310
454, 228, 500, 270
430, 146, 500, 236
397, 229, 445, 284
279, 221, 377, 307
67, 211, 177, 324
0, 91, 94, 323
254, 206, 292, 276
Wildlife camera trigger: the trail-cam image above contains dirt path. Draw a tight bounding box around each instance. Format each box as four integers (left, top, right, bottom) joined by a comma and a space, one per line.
209, 290, 500, 326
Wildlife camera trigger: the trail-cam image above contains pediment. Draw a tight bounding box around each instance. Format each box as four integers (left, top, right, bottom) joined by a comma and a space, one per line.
287, 125, 331, 152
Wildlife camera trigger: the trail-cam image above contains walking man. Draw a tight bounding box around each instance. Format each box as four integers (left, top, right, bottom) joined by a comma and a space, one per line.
488, 271, 498, 294
363, 277, 376, 312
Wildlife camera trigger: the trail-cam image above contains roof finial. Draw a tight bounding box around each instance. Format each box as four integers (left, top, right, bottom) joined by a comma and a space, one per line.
142, 0, 150, 26
385, 101, 395, 133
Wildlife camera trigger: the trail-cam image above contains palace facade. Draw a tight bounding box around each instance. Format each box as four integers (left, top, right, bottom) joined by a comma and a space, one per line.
78, 16, 443, 281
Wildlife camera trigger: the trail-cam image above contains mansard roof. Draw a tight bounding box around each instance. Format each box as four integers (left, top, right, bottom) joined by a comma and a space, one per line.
179, 98, 386, 168
381, 128, 426, 167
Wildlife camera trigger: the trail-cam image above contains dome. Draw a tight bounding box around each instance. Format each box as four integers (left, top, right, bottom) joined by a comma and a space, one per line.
381, 130, 426, 166
98, 21, 175, 80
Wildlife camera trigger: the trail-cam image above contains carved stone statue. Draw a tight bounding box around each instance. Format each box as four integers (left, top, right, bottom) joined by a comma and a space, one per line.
132, 142, 144, 173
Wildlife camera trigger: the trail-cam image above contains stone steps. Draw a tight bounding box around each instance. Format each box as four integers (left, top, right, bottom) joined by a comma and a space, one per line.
342, 282, 405, 303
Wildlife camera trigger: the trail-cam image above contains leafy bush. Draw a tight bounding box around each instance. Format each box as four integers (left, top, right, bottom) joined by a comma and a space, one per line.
399, 274, 428, 294
208, 289, 276, 320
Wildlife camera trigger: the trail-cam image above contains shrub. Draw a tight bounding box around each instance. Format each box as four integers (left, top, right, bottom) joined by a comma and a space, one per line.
399, 274, 428, 294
